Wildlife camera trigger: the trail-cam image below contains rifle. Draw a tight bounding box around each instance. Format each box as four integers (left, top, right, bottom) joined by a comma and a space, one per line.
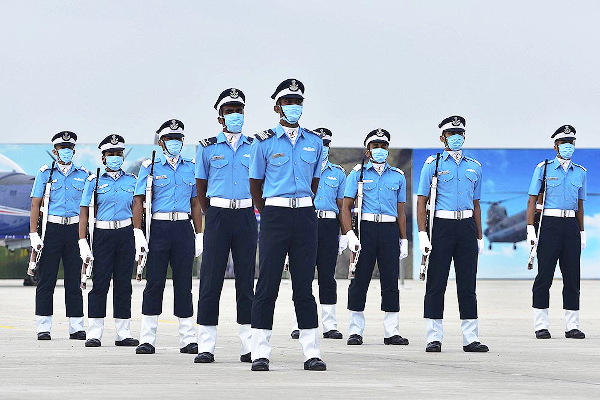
420, 153, 440, 281
137, 151, 155, 281
81, 168, 100, 289
348, 158, 365, 279
27, 161, 56, 276
528, 159, 548, 270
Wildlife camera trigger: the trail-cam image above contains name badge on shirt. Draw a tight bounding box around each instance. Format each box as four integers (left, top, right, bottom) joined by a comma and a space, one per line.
272, 153, 285, 158
98, 184, 109, 189
155, 175, 167, 180
302, 147, 316, 152
212, 155, 225, 160
438, 170, 450, 175
363, 179, 373, 183
547, 177, 558, 180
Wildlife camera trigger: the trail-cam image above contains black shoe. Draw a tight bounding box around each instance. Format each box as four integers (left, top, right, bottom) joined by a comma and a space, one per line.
136, 343, 155, 354
180, 343, 199, 354
37, 332, 51, 340
290, 330, 300, 339
251, 358, 270, 371
69, 331, 86, 340
304, 357, 327, 371
463, 341, 489, 352
85, 338, 101, 347
194, 352, 215, 363
565, 329, 585, 339
426, 341, 442, 352
115, 338, 139, 347
535, 329, 551, 339
323, 330, 343, 339
384, 335, 409, 345
346, 334, 363, 345
240, 352, 252, 363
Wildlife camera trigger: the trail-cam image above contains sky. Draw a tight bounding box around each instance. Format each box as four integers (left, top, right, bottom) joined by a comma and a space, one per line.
1, 1, 599, 148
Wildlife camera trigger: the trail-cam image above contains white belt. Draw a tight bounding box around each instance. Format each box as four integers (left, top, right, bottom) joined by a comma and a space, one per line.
543, 209, 576, 218
435, 210, 473, 220
361, 213, 396, 223
210, 197, 253, 209
95, 218, 132, 230
265, 197, 313, 208
47, 215, 79, 225
152, 212, 189, 221
316, 210, 337, 219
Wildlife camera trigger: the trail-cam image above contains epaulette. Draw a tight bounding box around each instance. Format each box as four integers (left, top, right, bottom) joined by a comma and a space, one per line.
125, 172, 137, 178
389, 166, 404, 175
86, 174, 96, 182
142, 159, 153, 168
255, 129, 275, 142
181, 156, 194, 164
425, 156, 435, 164
464, 156, 481, 167
537, 159, 553, 168
246, 136, 254, 143
80, 166, 89, 173
353, 164, 362, 172
303, 128, 318, 136
199, 136, 218, 147
573, 162, 587, 171
39, 164, 49, 172
331, 163, 345, 172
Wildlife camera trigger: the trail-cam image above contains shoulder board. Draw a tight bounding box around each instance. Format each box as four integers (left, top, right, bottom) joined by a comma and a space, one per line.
141, 159, 152, 168
537, 159, 553, 168
80, 166, 89, 173
573, 162, 586, 171
246, 136, 254, 143
464, 157, 481, 167
127, 172, 137, 178
303, 128, 318, 136
331, 164, 345, 172
199, 137, 218, 147
353, 164, 362, 172
181, 157, 193, 163
389, 166, 404, 175
255, 129, 275, 142
86, 174, 96, 182
39, 164, 49, 172
425, 156, 435, 164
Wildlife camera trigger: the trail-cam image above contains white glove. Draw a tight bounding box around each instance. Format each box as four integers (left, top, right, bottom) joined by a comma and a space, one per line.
346, 230, 361, 253
399, 239, 408, 259
195, 233, 204, 257
78, 238, 93, 263
477, 239, 484, 255
30, 232, 43, 251
338, 235, 348, 255
418, 231, 431, 255
581, 231, 586, 251
526, 225, 537, 245
133, 228, 149, 259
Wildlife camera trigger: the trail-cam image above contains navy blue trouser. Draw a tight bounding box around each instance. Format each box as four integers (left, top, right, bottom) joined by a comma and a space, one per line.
252, 206, 318, 330
348, 220, 400, 312
88, 225, 135, 319
533, 216, 581, 310
316, 218, 340, 305
424, 217, 478, 320
35, 222, 83, 317
197, 206, 257, 326
142, 219, 194, 318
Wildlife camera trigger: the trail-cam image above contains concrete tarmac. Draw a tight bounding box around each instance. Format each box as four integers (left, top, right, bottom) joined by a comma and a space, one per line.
1, 278, 599, 399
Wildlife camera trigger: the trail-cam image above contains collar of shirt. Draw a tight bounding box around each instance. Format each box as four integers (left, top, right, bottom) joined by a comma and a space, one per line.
445, 150, 463, 164
554, 156, 571, 171
365, 161, 388, 173
276, 124, 303, 144
372, 161, 386, 175
321, 158, 329, 171
105, 170, 122, 180
57, 163, 73, 175
159, 154, 181, 169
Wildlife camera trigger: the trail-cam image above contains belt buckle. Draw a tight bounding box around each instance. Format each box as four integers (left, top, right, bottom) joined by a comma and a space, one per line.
316, 210, 322, 218
291, 198, 298, 208
170, 212, 177, 221
230, 199, 237, 209
375, 214, 381, 223
455, 211, 463, 220
561, 210, 567, 218
61, 216, 70, 225
112, 221, 119, 229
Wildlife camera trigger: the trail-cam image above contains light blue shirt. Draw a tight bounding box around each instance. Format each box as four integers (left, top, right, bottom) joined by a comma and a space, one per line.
80, 170, 137, 221
195, 132, 253, 199
417, 151, 482, 211
30, 163, 89, 217
344, 161, 406, 217
249, 125, 323, 199
134, 154, 197, 214
528, 157, 586, 210
314, 161, 346, 213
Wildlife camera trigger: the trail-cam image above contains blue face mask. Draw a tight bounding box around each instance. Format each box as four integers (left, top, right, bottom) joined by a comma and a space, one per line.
558, 143, 575, 159
223, 113, 244, 133
281, 105, 303, 124
105, 155, 124, 171
322, 146, 329, 160
164, 139, 183, 157
57, 148, 74, 163
446, 134, 465, 151
370, 148, 388, 163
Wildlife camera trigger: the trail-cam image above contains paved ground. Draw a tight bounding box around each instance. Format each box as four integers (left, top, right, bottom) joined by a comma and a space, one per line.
1, 278, 599, 399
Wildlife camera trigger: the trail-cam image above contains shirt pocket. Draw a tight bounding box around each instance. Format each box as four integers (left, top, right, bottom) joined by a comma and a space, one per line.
153, 175, 171, 188
210, 157, 229, 170
50, 181, 62, 191
363, 182, 377, 192
240, 154, 250, 168
568, 175, 583, 203
96, 184, 112, 195
300, 149, 318, 164
268, 155, 290, 167
182, 176, 196, 197
545, 175, 563, 196
464, 170, 479, 191
437, 171, 454, 191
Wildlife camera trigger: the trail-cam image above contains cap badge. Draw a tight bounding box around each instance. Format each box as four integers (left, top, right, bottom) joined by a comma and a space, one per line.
376, 129, 384, 137
110, 134, 119, 145
564, 126, 571, 134
62, 132, 71, 141
289, 80, 299, 91
452, 117, 461, 126
170, 120, 178, 130
229, 88, 239, 99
